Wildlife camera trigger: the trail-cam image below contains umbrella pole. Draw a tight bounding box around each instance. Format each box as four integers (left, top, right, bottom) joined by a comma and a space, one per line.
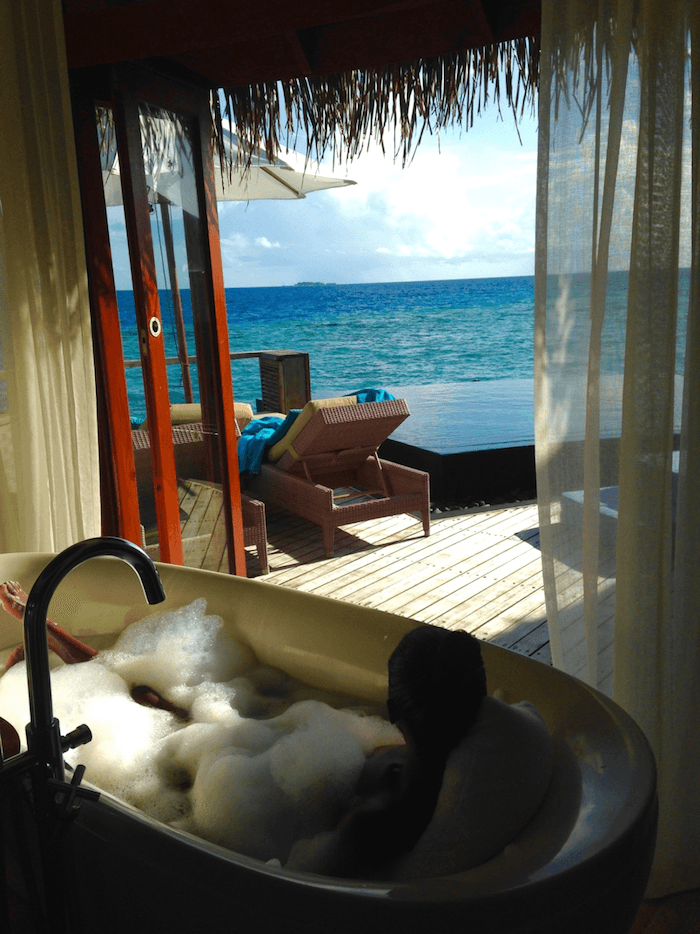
159, 198, 194, 403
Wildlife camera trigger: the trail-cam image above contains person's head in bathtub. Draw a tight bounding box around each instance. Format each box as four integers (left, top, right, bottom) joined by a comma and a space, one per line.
357, 627, 487, 848
285, 626, 489, 876
386, 625, 487, 759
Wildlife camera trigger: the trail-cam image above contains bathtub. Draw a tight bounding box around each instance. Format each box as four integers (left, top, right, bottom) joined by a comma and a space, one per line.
0, 551, 656, 934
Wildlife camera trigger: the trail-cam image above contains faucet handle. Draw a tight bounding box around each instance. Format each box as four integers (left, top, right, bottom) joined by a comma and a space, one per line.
44, 724, 98, 818
60, 723, 93, 751
48, 763, 100, 818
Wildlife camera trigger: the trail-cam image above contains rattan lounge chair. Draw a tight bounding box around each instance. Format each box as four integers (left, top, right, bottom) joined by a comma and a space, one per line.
244, 396, 430, 557
132, 419, 269, 574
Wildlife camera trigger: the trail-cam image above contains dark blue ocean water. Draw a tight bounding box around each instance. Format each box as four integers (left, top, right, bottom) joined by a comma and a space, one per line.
120, 276, 536, 424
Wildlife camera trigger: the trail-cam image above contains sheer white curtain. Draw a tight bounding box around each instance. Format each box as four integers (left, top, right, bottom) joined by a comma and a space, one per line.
0, 0, 100, 552
536, 0, 699, 896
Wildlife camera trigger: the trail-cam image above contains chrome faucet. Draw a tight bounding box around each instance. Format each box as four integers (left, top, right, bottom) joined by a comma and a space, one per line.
22, 537, 166, 787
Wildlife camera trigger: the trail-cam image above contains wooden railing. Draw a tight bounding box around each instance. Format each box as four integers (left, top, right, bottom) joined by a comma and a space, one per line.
124, 349, 311, 413
124, 350, 263, 368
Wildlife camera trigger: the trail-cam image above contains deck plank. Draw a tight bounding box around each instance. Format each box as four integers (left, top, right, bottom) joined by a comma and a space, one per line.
295, 525, 502, 599
175, 495, 556, 665
242, 502, 552, 661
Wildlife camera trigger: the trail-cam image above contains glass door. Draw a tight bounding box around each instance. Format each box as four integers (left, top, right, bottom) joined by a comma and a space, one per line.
73, 67, 246, 574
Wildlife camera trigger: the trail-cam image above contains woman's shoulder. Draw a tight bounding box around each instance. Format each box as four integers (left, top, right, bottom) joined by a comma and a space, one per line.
389, 696, 555, 880
442, 695, 553, 798
466, 695, 551, 747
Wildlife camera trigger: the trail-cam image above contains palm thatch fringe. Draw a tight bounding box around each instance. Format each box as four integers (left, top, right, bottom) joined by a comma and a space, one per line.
214, 37, 540, 172
542, 1, 625, 133
96, 101, 196, 209
540, 2, 694, 137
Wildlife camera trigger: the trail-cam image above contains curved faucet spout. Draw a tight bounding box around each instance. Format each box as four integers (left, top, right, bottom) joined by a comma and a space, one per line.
23, 537, 166, 774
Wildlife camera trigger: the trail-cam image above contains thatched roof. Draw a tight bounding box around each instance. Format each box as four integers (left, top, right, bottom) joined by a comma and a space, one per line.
64, 0, 541, 168
217, 38, 539, 168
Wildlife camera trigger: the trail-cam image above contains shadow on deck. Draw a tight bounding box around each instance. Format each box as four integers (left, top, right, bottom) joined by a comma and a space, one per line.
246, 500, 551, 665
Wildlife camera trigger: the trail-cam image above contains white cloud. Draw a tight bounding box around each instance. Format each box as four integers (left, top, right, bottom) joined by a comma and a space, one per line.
214, 114, 538, 286
220, 232, 249, 251
255, 236, 281, 249
314, 119, 536, 268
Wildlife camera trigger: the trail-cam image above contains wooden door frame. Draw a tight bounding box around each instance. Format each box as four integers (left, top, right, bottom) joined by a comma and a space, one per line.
72, 64, 246, 574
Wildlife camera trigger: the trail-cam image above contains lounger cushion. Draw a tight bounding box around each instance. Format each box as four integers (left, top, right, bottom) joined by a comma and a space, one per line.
267, 396, 357, 463
140, 403, 203, 429
170, 403, 204, 425
140, 402, 255, 434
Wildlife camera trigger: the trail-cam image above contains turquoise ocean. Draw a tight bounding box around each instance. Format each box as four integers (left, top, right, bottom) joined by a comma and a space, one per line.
121, 276, 536, 426
119, 270, 690, 432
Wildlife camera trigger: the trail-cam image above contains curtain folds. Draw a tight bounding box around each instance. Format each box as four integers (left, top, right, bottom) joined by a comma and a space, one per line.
536, 0, 699, 897
0, 0, 100, 553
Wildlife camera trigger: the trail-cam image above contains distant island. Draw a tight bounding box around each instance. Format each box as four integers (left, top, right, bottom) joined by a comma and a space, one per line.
294, 281, 335, 286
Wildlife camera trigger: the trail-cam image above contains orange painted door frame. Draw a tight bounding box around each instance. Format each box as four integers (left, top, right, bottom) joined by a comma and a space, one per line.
72, 64, 245, 574
72, 84, 143, 545
112, 77, 184, 565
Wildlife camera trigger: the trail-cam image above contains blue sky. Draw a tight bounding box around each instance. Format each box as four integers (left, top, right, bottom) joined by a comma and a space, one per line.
108, 108, 538, 290
218, 109, 538, 288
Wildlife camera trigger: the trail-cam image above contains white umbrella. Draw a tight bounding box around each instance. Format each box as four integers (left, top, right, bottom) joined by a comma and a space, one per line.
215, 129, 356, 201
102, 125, 355, 207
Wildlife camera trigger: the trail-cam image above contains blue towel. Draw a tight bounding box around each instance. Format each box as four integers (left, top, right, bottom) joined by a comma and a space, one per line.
238, 411, 300, 476
348, 388, 396, 403
238, 389, 395, 476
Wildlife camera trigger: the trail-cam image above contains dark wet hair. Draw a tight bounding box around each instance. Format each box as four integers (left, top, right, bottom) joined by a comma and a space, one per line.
387, 626, 487, 756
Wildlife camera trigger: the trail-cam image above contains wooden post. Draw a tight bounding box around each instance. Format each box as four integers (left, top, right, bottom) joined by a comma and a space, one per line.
72, 87, 143, 545
159, 197, 194, 403
191, 95, 247, 575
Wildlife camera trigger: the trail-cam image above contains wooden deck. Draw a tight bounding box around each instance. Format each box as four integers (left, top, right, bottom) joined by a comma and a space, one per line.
244, 499, 550, 664
147, 480, 548, 661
